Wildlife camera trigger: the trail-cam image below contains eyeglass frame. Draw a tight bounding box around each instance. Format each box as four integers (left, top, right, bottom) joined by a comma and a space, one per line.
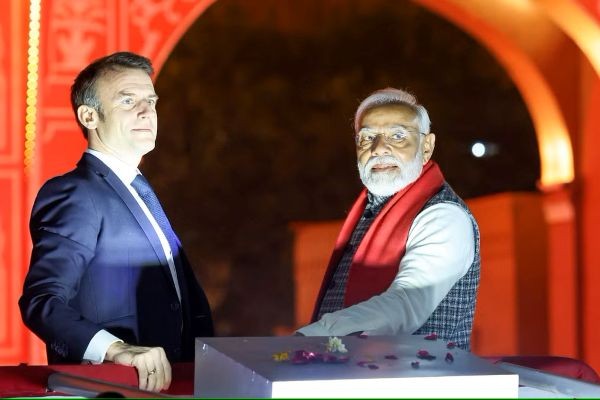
355, 125, 427, 147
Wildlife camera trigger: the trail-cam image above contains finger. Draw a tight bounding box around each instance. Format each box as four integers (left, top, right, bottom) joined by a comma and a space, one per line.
144, 356, 158, 392
134, 359, 149, 391
152, 348, 168, 391
153, 365, 164, 392
159, 350, 172, 390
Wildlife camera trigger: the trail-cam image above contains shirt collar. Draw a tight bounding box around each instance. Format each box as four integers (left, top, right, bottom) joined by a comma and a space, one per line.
85, 149, 140, 185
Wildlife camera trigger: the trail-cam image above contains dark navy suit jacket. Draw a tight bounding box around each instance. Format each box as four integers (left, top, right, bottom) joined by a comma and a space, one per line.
19, 153, 213, 363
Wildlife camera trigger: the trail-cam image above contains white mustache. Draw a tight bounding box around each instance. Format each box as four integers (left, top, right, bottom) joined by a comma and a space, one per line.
364, 155, 402, 173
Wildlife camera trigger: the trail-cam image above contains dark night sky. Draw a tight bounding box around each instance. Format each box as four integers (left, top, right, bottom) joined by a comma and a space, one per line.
143, 0, 539, 336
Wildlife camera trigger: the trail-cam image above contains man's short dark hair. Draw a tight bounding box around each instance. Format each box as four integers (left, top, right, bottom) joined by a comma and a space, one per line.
70, 51, 154, 138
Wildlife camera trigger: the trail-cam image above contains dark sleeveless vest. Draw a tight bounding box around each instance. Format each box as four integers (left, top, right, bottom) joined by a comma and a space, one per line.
412, 182, 480, 350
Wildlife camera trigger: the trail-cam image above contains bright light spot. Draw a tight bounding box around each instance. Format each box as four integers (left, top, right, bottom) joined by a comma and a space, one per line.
471, 142, 486, 158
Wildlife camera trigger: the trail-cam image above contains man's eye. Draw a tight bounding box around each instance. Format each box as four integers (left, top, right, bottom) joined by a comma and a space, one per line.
390, 133, 405, 140
148, 99, 156, 106
122, 98, 134, 105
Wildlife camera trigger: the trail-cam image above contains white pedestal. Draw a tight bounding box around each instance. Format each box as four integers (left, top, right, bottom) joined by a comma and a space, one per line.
194, 335, 518, 398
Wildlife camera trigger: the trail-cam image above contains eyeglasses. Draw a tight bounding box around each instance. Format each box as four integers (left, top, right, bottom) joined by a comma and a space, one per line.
356, 125, 424, 147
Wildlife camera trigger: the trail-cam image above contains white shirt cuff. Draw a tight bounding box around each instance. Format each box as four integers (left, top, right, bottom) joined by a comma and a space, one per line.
82, 330, 123, 364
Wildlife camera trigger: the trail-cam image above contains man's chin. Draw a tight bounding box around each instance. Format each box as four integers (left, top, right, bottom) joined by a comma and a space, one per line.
363, 181, 405, 197
137, 142, 156, 157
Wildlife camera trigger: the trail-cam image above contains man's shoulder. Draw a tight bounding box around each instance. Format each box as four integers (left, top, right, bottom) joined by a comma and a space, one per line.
39, 167, 93, 197
34, 155, 112, 209
428, 182, 464, 204
423, 182, 474, 216
41, 154, 108, 189
419, 182, 480, 236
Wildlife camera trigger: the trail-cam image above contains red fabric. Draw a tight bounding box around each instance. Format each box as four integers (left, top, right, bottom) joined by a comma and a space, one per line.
484, 355, 600, 384
1, 358, 597, 396
0, 362, 194, 397
312, 161, 444, 320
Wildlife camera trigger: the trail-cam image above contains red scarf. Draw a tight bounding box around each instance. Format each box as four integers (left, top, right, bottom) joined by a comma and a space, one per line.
312, 161, 445, 321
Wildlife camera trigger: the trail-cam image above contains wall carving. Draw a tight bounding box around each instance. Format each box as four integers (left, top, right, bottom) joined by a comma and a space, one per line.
130, 0, 194, 56
0, 17, 7, 157
0, 171, 24, 363
47, 0, 108, 85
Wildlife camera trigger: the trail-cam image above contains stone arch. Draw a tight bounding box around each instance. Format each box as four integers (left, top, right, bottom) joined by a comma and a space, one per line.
151, 0, 580, 188
14, 0, 600, 366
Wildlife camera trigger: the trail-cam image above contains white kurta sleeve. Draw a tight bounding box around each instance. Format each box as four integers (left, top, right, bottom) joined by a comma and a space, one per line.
296, 202, 475, 337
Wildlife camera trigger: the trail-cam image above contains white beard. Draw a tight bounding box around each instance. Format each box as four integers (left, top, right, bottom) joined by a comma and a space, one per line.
357, 152, 424, 197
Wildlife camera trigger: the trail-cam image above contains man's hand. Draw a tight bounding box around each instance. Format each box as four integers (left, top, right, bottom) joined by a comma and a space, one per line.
105, 342, 172, 392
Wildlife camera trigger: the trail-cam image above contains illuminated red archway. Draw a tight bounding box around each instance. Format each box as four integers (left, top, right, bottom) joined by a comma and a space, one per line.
3, 0, 600, 369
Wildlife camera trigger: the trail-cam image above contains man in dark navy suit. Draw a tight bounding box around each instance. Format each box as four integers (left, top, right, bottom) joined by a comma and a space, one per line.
19, 52, 213, 392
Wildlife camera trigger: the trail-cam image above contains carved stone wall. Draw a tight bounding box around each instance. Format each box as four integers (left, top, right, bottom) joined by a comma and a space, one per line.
0, 0, 27, 365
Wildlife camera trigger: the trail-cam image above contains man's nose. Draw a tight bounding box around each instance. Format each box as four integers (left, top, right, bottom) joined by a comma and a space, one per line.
371, 135, 391, 156
138, 101, 153, 117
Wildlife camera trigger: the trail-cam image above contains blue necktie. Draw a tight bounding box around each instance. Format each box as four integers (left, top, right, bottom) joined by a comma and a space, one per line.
131, 174, 181, 261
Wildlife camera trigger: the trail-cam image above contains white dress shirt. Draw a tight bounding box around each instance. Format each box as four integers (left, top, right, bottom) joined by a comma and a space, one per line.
82, 149, 181, 363
297, 202, 475, 336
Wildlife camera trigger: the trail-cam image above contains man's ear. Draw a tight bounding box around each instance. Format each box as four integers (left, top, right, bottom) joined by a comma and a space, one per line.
77, 105, 99, 130
421, 133, 436, 164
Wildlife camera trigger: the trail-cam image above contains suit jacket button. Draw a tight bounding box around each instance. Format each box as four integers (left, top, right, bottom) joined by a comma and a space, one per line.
171, 302, 180, 311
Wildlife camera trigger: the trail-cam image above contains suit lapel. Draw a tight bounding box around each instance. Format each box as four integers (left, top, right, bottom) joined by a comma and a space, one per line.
79, 153, 179, 295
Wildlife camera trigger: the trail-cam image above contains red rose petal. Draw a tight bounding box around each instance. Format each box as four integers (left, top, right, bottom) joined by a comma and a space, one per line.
368, 364, 379, 370
424, 333, 438, 341
416, 349, 436, 361
417, 349, 429, 357
384, 354, 398, 360
291, 350, 311, 364
446, 341, 457, 349
445, 352, 454, 363
411, 361, 420, 369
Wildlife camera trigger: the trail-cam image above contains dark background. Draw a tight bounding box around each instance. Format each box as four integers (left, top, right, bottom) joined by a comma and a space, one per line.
142, 0, 539, 336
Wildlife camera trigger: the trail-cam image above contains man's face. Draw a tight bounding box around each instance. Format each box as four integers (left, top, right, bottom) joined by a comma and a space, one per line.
356, 104, 435, 196
90, 68, 158, 165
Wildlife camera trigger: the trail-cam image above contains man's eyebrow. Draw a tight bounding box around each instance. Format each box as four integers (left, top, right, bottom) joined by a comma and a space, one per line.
116, 90, 158, 96
359, 124, 411, 130
116, 90, 135, 97
115, 91, 159, 100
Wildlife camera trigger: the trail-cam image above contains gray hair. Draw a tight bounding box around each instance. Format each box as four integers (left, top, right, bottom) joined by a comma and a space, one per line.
354, 87, 431, 134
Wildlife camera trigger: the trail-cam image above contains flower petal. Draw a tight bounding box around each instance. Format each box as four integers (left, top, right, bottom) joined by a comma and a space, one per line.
445, 352, 454, 363
416, 349, 436, 361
